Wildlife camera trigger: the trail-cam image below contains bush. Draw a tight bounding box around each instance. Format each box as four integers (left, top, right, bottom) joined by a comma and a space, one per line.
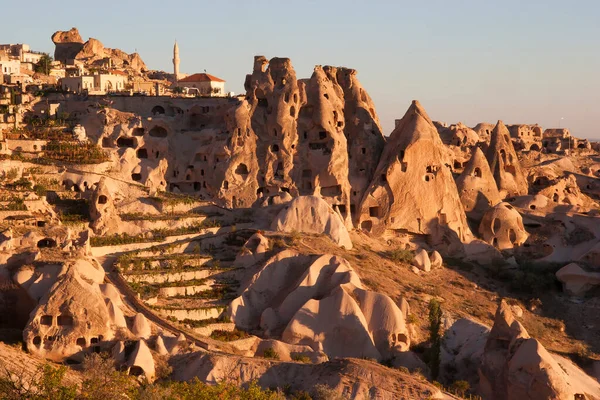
291, 353, 311, 363
262, 347, 280, 360
386, 248, 414, 263
209, 329, 249, 342
450, 380, 470, 397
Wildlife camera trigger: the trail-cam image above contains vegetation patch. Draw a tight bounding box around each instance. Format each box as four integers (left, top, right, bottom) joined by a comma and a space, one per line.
209, 328, 250, 342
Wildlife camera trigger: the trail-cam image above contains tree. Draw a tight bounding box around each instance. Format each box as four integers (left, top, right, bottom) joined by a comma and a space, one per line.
34, 54, 53, 75
427, 298, 443, 380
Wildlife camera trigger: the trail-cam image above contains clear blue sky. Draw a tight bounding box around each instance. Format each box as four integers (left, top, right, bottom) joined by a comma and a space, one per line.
3, 0, 599, 138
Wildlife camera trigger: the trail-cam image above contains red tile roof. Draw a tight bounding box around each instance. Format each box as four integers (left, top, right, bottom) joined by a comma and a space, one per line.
178, 73, 225, 83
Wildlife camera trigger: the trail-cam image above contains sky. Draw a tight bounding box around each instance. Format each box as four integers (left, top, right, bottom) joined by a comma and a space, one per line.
3, 0, 599, 138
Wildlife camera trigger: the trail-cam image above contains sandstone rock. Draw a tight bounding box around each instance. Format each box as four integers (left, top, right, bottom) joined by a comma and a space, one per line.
211, 56, 384, 219
357, 100, 472, 251
271, 196, 352, 249
430, 250, 443, 269
131, 313, 151, 339
484, 120, 528, 197
23, 263, 114, 362
282, 285, 381, 360
127, 340, 155, 381
52, 28, 84, 63
456, 147, 502, 219
234, 232, 270, 268
155, 335, 169, 356
412, 249, 431, 272
479, 202, 528, 250
478, 300, 600, 399
89, 178, 123, 236
556, 263, 600, 296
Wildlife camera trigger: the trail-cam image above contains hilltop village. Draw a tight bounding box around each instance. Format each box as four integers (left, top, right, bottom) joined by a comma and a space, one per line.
1, 28, 600, 400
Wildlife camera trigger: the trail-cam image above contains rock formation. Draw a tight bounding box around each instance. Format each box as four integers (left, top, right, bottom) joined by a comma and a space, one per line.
229, 249, 410, 361
556, 263, 600, 296
456, 147, 502, 219
23, 260, 116, 362
484, 121, 528, 197
51, 28, 84, 63
51, 27, 146, 73
357, 100, 472, 248
209, 56, 385, 218
479, 202, 528, 250
478, 300, 600, 399
271, 195, 353, 249
89, 177, 122, 235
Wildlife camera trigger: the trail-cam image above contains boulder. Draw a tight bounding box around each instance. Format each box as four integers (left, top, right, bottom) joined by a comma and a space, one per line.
412, 249, 431, 272
271, 196, 352, 249
430, 250, 443, 269
556, 263, 600, 296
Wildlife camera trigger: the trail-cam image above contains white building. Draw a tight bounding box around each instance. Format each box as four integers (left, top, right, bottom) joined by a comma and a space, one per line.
60, 70, 128, 94
176, 73, 226, 96
0, 59, 20, 75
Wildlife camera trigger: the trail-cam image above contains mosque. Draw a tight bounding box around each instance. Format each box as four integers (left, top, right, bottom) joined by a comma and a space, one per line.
172, 41, 226, 96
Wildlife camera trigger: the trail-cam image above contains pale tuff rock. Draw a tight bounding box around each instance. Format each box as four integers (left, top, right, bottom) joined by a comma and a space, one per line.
556, 263, 600, 296
213, 56, 384, 216
271, 195, 353, 249
131, 313, 152, 339
89, 177, 122, 235
52, 27, 147, 72
412, 249, 431, 272
234, 232, 270, 268
456, 147, 502, 219
23, 261, 115, 362
127, 340, 156, 381
479, 202, 528, 250
430, 250, 443, 269
538, 175, 598, 212
478, 300, 600, 400
357, 100, 472, 248
436, 121, 481, 147
484, 120, 529, 197
229, 249, 410, 361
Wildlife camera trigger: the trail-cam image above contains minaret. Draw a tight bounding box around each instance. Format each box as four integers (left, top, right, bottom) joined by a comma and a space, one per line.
173, 40, 180, 82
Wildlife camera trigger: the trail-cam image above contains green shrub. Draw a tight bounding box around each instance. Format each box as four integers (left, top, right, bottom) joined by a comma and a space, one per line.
450, 380, 470, 397
209, 329, 249, 342
262, 347, 280, 360
291, 353, 311, 363
386, 248, 414, 263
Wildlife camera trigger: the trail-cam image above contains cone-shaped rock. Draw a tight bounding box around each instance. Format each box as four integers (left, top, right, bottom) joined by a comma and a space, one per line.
456, 147, 502, 219
357, 100, 472, 244
484, 121, 528, 197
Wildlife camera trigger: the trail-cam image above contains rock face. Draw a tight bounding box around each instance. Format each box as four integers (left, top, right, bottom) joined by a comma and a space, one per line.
51, 28, 84, 63
212, 56, 385, 219
51, 27, 146, 72
478, 300, 600, 400
228, 249, 410, 361
89, 178, 122, 235
479, 202, 528, 250
484, 121, 528, 197
23, 260, 115, 362
271, 195, 352, 249
456, 147, 502, 219
357, 100, 472, 247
